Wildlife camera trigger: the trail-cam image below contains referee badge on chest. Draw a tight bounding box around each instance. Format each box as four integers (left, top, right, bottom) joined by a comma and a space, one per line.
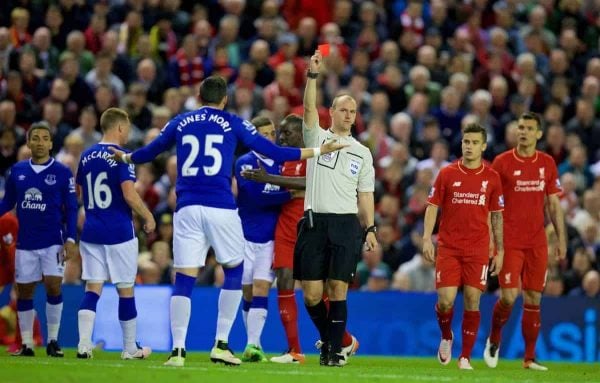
348, 158, 361, 177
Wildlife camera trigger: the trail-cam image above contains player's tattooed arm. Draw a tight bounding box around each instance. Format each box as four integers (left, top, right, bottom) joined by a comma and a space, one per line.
490, 211, 504, 252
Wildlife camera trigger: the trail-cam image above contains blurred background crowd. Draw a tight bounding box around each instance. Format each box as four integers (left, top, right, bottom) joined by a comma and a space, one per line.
0, 0, 599, 298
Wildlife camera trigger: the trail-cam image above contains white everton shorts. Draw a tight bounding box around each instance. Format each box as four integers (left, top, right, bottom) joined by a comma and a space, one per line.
242, 240, 274, 284
15, 245, 65, 283
173, 205, 244, 268
80, 238, 138, 284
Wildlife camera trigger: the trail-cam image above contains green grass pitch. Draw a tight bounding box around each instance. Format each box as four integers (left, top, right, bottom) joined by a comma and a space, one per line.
2, 348, 599, 383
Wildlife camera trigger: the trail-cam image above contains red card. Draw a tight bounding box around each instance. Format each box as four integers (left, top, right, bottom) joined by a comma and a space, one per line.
318, 44, 330, 57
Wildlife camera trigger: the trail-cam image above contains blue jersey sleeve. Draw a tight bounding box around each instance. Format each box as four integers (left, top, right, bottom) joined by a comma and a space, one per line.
235, 157, 291, 208
131, 117, 178, 164
0, 171, 17, 216
120, 163, 137, 184
62, 168, 78, 240
232, 116, 302, 163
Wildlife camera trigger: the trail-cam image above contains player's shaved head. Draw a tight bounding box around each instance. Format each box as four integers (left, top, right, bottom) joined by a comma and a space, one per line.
100, 107, 130, 132
331, 94, 356, 110
280, 114, 302, 132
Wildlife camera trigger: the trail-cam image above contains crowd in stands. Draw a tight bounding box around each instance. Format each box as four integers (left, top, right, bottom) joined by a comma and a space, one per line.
0, 0, 599, 298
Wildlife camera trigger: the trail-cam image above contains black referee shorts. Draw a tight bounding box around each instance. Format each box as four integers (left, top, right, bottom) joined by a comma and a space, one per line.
293, 212, 363, 283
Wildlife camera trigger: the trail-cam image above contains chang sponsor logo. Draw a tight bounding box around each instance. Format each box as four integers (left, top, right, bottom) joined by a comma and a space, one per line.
21, 187, 46, 211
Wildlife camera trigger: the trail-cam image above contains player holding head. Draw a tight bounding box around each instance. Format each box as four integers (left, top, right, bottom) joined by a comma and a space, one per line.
0, 122, 79, 357
235, 116, 292, 362
423, 123, 504, 370
109, 75, 346, 367
483, 112, 566, 371
75, 108, 156, 360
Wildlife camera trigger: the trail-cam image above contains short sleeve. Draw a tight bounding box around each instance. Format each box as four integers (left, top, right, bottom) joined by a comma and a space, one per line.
357, 150, 375, 193
489, 172, 504, 212
119, 163, 136, 184
302, 121, 320, 147
546, 158, 562, 196
427, 168, 444, 206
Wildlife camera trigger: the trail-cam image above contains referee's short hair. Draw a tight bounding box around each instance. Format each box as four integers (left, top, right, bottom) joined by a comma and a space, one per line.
199, 75, 227, 105
520, 111, 543, 131
463, 123, 487, 143
331, 94, 356, 109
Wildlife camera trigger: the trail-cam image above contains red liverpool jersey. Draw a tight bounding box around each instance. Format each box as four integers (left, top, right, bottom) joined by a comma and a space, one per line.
279, 159, 307, 221
492, 149, 561, 249
428, 161, 504, 252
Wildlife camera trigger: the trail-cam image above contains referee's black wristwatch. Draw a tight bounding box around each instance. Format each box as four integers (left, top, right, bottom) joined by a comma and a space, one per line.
365, 225, 377, 235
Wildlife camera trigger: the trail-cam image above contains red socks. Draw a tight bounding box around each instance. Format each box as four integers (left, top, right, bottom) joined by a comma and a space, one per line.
522, 304, 541, 361
490, 300, 513, 345
435, 304, 454, 340
278, 290, 301, 353
460, 310, 481, 360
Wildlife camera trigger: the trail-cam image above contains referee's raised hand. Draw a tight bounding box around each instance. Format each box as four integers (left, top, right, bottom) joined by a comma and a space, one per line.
310, 50, 322, 73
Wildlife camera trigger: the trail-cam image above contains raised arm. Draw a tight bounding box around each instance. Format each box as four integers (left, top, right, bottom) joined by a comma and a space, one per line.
303, 50, 322, 133
547, 194, 567, 261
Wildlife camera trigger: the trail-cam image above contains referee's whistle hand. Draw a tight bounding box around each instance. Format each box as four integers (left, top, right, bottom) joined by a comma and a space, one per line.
365, 232, 378, 251
320, 140, 349, 155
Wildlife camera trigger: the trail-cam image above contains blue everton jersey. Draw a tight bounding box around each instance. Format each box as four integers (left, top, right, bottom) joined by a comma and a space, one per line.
0, 159, 77, 250
77, 143, 137, 245
130, 107, 302, 210
235, 152, 291, 243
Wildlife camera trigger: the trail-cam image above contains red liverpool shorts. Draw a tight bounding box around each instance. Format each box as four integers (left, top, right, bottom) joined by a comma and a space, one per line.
499, 246, 548, 292
435, 246, 490, 291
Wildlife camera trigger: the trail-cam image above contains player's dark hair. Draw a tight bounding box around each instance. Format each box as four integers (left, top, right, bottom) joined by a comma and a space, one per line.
520, 111, 543, 131
100, 107, 130, 132
27, 121, 52, 141
462, 123, 487, 143
250, 116, 273, 129
280, 114, 303, 132
199, 75, 227, 105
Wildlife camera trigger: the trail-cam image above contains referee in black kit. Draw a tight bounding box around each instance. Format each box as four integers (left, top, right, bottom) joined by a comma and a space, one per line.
295, 49, 377, 367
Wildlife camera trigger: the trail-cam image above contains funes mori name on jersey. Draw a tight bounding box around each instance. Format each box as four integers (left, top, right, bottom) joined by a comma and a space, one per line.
514, 179, 545, 192
81, 150, 119, 168
21, 187, 46, 211
452, 191, 486, 206
178, 113, 232, 132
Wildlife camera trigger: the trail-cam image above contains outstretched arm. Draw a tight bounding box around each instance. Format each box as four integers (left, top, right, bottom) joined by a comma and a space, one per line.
241, 163, 306, 190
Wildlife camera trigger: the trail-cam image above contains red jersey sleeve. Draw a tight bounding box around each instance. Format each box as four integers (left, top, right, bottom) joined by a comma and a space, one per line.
428, 169, 444, 207
488, 171, 504, 212
545, 157, 562, 196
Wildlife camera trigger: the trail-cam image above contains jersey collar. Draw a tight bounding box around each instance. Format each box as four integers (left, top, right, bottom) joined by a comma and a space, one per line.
29, 158, 55, 174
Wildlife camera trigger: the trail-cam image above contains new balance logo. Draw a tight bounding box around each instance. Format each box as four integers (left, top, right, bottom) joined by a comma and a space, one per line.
513, 170, 521, 176
436, 271, 441, 283
505, 272, 511, 284
452, 181, 462, 187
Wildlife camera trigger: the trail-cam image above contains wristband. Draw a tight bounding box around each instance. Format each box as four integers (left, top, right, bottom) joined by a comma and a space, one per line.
307, 71, 319, 79
365, 225, 377, 234
313, 147, 321, 157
